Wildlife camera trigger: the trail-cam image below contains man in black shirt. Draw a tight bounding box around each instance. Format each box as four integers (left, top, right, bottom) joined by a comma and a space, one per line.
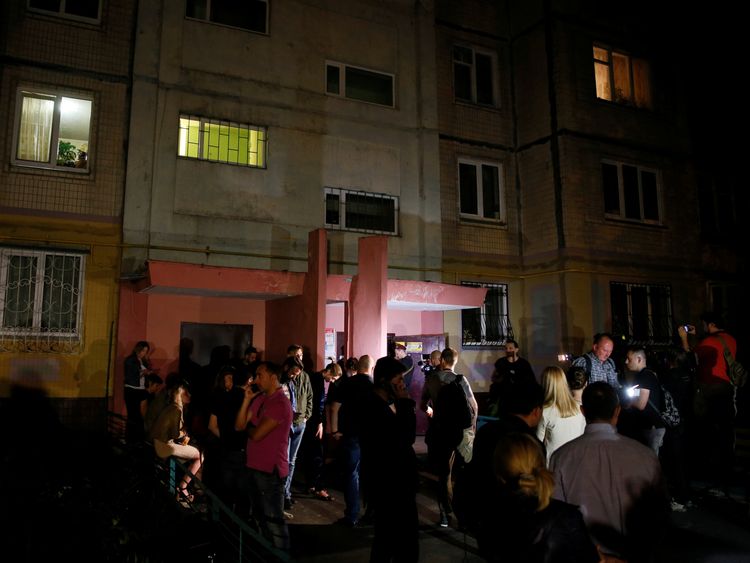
620, 346, 666, 454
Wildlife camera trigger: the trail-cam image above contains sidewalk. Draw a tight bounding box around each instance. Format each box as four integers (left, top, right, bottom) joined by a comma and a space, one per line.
283, 436, 750, 563
286, 436, 482, 562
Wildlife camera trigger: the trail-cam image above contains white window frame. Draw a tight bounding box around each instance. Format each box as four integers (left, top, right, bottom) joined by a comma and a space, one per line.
457, 158, 505, 224
0, 247, 86, 338
11, 87, 93, 174
27, 0, 102, 23
601, 159, 662, 224
185, 0, 269, 34
452, 45, 498, 107
324, 187, 399, 236
177, 114, 268, 168
593, 44, 652, 109
461, 282, 512, 347
325, 61, 396, 108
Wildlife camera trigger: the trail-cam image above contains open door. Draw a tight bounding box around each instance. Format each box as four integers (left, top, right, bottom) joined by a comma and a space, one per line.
390, 333, 447, 435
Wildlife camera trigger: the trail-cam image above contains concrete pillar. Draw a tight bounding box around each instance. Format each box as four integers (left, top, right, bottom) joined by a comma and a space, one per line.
350, 236, 388, 359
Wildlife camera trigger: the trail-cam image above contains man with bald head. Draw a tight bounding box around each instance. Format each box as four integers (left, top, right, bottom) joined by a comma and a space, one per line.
572, 332, 620, 389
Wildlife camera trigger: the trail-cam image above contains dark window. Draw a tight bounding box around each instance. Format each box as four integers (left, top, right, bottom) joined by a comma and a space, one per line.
29, 0, 100, 20
459, 159, 503, 222
186, 0, 268, 34
453, 46, 496, 106
461, 282, 513, 347
324, 188, 398, 235
610, 282, 673, 345
601, 160, 661, 223
325, 63, 394, 107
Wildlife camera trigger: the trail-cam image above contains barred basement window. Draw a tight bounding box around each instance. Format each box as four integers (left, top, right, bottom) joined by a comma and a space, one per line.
0, 248, 85, 353
178, 115, 267, 168
461, 282, 513, 347
324, 187, 399, 235
610, 282, 673, 346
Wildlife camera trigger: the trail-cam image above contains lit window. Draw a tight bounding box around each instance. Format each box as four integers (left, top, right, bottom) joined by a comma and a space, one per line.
325, 62, 395, 107
178, 115, 267, 168
593, 45, 652, 109
602, 160, 661, 223
461, 282, 512, 347
453, 46, 496, 106
28, 0, 101, 21
13, 89, 92, 172
610, 282, 673, 345
0, 248, 85, 338
186, 0, 268, 33
458, 158, 504, 223
324, 187, 399, 235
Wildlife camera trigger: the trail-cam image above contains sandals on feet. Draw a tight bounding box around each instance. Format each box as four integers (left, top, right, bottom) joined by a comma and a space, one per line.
312, 489, 334, 501
177, 487, 194, 504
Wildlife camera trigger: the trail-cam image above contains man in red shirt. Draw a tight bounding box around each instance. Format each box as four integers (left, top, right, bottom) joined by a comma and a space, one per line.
679, 312, 737, 494
235, 361, 293, 551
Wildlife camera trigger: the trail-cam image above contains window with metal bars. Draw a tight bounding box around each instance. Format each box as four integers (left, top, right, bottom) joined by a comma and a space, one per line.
178, 115, 267, 168
461, 282, 512, 347
0, 248, 85, 338
324, 187, 399, 235
610, 282, 673, 345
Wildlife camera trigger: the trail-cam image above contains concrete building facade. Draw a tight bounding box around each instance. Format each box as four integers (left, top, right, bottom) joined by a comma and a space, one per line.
0, 0, 136, 426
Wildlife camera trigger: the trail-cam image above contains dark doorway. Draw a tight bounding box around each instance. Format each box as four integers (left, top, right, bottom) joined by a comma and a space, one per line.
180, 322, 253, 367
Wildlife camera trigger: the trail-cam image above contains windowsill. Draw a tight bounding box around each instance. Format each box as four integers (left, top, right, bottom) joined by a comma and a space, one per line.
454, 99, 502, 113
325, 225, 399, 237
603, 215, 665, 229
461, 343, 504, 349
27, 8, 102, 27
11, 162, 92, 177
184, 16, 268, 37
325, 92, 396, 110
176, 156, 267, 170
459, 216, 507, 229
594, 97, 654, 113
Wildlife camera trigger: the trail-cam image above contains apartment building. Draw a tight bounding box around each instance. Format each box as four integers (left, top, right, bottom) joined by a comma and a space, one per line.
0, 0, 136, 426
437, 0, 744, 385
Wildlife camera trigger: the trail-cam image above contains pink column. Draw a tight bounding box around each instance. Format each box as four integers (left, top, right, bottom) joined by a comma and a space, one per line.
266, 229, 327, 371
350, 236, 388, 359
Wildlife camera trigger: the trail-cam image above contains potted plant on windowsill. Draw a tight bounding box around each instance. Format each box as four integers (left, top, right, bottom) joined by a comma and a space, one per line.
57, 140, 77, 167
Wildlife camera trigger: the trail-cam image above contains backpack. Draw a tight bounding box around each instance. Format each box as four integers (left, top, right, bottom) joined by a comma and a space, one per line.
433, 373, 472, 449
647, 384, 681, 428
716, 334, 748, 388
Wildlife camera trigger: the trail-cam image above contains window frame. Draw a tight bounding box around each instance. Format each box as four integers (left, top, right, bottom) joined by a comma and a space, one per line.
324, 187, 400, 236
325, 61, 396, 108
460, 282, 513, 348
11, 87, 94, 174
452, 44, 498, 107
177, 114, 268, 169
610, 281, 673, 346
185, 0, 269, 35
457, 157, 505, 224
0, 247, 86, 339
593, 44, 652, 109
601, 159, 662, 224
27, 0, 102, 23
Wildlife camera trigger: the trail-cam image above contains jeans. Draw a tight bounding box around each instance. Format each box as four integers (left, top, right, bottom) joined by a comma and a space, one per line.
284, 421, 306, 500
342, 435, 361, 523
644, 427, 666, 455
247, 468, 289, 551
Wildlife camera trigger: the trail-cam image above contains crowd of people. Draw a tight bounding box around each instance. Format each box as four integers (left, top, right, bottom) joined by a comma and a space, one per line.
119, 310, 742, 562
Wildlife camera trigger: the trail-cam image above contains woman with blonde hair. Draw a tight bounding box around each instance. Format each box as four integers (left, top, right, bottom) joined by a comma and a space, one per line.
150, 380, 203, 502
478, 432, 598, 562
536, 366, 586, 462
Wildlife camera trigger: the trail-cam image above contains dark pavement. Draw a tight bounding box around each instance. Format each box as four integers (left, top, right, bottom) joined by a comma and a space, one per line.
284, 436, 750, 563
